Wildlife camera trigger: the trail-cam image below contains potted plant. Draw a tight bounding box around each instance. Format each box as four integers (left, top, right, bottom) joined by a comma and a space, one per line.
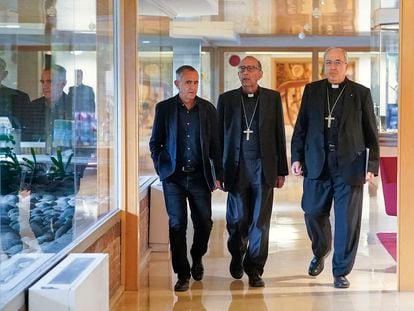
0, 132, 78, 196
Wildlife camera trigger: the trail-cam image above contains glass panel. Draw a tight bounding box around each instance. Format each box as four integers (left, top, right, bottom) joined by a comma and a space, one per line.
137, 14, 174, 178
371, 29, 399, 135
0, 0, 118, 307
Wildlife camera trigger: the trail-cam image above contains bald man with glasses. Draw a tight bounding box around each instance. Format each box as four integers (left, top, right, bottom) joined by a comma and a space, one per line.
218, 56, 288, 287
291, 47, 379, 288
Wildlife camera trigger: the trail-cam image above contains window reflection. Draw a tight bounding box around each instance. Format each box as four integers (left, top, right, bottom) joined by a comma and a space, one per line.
0, 0, 117, 307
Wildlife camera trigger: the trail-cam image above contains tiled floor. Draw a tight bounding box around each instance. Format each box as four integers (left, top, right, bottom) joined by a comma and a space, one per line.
113, 168, 414, 310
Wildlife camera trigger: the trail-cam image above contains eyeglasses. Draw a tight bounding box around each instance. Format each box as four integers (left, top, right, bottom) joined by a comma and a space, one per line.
324, 60, 347, 66
238, 65, 260, 73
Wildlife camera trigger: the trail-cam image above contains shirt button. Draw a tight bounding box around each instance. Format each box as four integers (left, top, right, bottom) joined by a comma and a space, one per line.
187, 122, 190, 125
187, 147, 190, 150
187, 135, 190, 138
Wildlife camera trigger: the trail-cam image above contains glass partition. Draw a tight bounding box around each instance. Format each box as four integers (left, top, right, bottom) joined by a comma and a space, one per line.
0, 0, 119, 307
371, 29, 399, 136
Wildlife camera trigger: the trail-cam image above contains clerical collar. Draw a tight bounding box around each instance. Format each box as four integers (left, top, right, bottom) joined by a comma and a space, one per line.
328, 79, 347, 89
242, 87, 259, 98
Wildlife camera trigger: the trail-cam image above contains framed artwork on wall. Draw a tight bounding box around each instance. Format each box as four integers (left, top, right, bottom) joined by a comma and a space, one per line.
272, 58, 356, 126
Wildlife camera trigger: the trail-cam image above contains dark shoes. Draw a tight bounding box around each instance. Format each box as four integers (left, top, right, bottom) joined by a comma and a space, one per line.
174, 278, 190, 292
191, 258, 204, 281
334, 275, 350, 289
308, 256, 325, 276
229, 256, 244, 279
248, 274, 265, 287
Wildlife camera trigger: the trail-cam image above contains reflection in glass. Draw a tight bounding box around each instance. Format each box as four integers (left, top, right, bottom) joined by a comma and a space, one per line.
0, 0, 117, 308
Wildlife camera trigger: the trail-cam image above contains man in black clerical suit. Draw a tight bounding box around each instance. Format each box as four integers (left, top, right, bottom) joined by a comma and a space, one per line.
21, 64, 72, 152
149, 65, 222, 292
218, 56, 288, 287
0, 57, 30, 131
291, 47, 379, 289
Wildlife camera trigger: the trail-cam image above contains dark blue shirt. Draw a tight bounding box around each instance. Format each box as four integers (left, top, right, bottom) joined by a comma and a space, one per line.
176, 98, 202, 173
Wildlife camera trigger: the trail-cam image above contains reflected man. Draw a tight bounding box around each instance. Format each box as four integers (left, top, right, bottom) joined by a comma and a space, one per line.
21, 64, 72, 153
0, 57, 31, 133
68, 69, 95, 112
68, 69, 97, 149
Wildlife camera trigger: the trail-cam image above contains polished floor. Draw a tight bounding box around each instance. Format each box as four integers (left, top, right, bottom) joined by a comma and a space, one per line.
113, 159, 414, 311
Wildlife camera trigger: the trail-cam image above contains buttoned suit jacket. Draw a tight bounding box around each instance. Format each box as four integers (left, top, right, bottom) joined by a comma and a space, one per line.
68, 84, 95, 112
20, 93, 71, 141
217, 86, 289, 191
149, 95, 222, 192
291, 78, 379, 186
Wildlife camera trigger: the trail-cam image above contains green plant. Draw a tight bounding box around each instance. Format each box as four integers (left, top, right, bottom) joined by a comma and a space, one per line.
47, 148, 74, 180
1, 137, 76, 195
0, 133, 21, 194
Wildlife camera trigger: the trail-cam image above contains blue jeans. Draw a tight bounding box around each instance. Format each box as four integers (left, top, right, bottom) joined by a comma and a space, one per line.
162, 172, 212, 279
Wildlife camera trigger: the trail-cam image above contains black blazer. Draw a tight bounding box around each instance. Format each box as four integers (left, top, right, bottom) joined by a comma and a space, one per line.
291, 78, 379, 186
217, 86, 288, 191
0, 85, 31, 129
149, 95, 222, 191
20, 93, 71, 141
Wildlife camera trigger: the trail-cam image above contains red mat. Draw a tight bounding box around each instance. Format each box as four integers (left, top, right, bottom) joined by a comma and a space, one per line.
376, 232, 397, 261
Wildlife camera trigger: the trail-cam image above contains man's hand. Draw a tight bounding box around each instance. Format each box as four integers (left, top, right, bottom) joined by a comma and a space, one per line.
291, 161, 303, 176
366, 172, 375, 183
214, 180, 222, 191
275, 176, 285, 188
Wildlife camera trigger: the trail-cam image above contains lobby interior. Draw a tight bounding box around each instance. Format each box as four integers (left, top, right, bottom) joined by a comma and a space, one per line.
3, 1, 414, 310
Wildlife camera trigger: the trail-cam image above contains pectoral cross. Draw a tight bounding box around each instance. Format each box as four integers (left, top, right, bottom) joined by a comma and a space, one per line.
325, 115, 335, 128
243, 128, 253, 141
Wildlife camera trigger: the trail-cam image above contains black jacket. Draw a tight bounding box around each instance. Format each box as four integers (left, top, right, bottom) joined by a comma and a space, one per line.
217, 86, 288, 191
291, 78, 379, 185
149, 95, 222, 191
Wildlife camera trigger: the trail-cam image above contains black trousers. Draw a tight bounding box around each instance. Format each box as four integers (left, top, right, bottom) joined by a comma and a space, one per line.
162, 172, 212, 280
302, 150, 363, 277
226, 158, 274, 276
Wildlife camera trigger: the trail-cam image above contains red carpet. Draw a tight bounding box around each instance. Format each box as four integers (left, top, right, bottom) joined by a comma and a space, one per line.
376, 232, 397, 261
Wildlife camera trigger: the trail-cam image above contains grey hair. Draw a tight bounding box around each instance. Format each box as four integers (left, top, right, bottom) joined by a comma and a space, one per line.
175, 65, 197, 80
323, 47, 348, 63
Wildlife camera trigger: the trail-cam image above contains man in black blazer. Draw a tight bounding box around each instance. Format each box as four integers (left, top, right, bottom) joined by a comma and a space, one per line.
20, 65, 72, 153
68, 69, 95, 113
0, 57, 31, 132
218, 56, 288, 287
149, 65, 222, 292
291, 47, 379, 288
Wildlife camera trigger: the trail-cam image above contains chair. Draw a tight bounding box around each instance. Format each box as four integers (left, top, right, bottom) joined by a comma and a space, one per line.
379, 156, 397, 216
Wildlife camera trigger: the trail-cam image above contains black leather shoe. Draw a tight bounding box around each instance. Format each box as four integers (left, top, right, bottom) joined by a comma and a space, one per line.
174, 278, 190, 292
308, 256, 325, 276
248, 274, 265, 287
334, 275, 350, 289
191, 258, 204, 281
229, 257, 243, 279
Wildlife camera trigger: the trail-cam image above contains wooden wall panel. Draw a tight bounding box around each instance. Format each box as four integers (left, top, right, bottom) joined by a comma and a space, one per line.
398, 0, 414, 291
